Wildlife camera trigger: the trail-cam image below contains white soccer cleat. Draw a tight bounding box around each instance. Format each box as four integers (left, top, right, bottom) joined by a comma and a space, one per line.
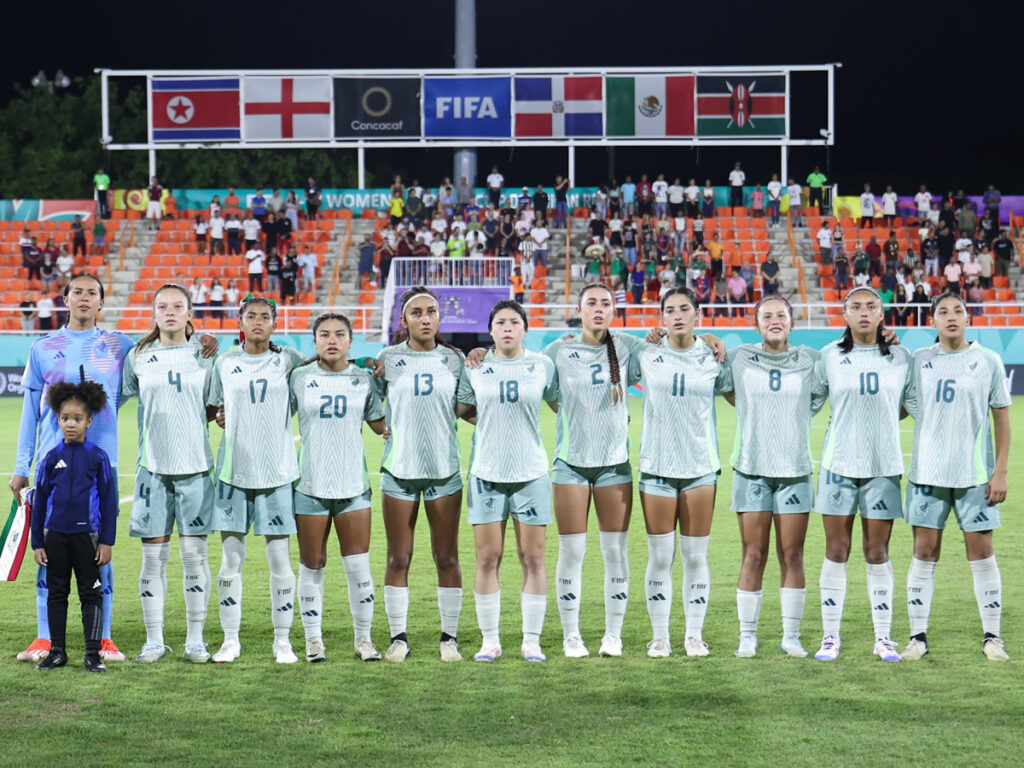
598, 635, 623, 657
212, 639, 241, 663
814, 635, 841, 661
647, 638, 672, 658
873, 637, 901, 662
473, 643, 502, 662
273, 639, 298, 664
521, 641, 546, 662
305, 637, 326, 663
135, 643, 170, 663
734, 633, 758, 658
183, 641, 210, 663
781, 634, 808, 658
354, 637, 381, 662
902, 637, 929, 661
684, 636, 710, 657
439, 638, 462, 662
983, 636, 1010, 662
384, 638, 410, 663
562, 633, 590, 658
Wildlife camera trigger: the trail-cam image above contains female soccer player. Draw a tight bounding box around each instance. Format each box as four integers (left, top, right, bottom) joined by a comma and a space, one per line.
291, 313, 387, 663
376, 287, 466, 662
122, 284, 216, 664
725, 295, 826, 658
638, 288, 731, 658
544, 283, 645, 658
811, 286, 912, 663
901, 292, 1011, 661
208, 295, 305, 664
457, 301, 559, 663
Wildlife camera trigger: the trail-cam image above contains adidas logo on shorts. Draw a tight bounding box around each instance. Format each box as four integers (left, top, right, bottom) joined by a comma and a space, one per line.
269, 515, 285, 527
784, 494, 801, 506
871, 501, 889, 512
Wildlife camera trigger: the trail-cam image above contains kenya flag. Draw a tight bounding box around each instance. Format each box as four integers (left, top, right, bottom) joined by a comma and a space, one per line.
696, 75, 786, 136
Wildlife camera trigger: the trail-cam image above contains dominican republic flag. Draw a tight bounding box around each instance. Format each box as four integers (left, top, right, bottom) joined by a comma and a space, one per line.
697, 75, 786, 136
0, 494, 31, 581
513, 76, 602, 137
244, 77, 332, 140
605, 76, 695, 137
151, 78, 241, 141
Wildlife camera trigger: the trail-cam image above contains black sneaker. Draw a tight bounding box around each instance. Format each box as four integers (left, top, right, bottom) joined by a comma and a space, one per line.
83, 654, 107, 673
36, 649, 68, 670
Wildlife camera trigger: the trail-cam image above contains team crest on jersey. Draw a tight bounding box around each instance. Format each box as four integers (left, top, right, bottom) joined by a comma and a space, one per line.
527, 363, 535, 373
968, 362, 978, 372
483, 497, 495, 511
698, 355, 708, 366
829, 490, 843, 507
137, 512, 151, 529
748, 485, 764, 503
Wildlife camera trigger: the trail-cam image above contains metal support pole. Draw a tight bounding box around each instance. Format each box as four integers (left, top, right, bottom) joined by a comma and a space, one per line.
453, 0, 477, 185
358, 145, 366, 190
568, 145, 576, 189
780, 145, 788, 186
148, 149, 157, 180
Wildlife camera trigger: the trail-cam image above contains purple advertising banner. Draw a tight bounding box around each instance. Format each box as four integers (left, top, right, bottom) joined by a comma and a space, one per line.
391, 286, 511, 336
895, 194, 1021, 225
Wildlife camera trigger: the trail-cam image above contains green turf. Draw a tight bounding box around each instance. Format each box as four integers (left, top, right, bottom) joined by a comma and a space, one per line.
1, 396, 1021, 767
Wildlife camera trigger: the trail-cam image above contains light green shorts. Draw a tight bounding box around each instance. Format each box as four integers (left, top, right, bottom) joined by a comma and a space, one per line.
732, 470, 813, 515
212, 481, 296, 536
130, 467, 215, 538
380, 470, 463, 502
638, 471, 718, 498
294, 489, 372, 517
551, 459, 632, 488
903, 482, 1000, 532
815, 471, 902, 520
467, 474, 552, 526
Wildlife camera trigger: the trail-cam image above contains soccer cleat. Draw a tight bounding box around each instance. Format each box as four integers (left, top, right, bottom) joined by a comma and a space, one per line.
521, 642, 546, 662
136, 643, 170, 663
272, 639, 298, 664
598, 635, 623, 657
473, 643, 502, 662
212, 639, 242, 663
562, 633, 590, 658
781, 634, 808, 658
384, 638, 410, 663
35, 649, 68, 670
305, 637, 326, 663
735, 633, 758, 658
873, 637, 902, 662
183, 642, 211, 664
983, 636, 1010, 662
902, 637, 929, 661
814, 635, 841, 661
684, 636, 710, 657
83, 654, 107, 673
647, 638, 672, 658
99, 639, 125, 662
439, 638, 462, 663
18, 638, 51, 662
354, 637, 381, 662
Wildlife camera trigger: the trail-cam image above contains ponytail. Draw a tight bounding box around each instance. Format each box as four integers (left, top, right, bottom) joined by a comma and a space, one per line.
604, 331, 623, 404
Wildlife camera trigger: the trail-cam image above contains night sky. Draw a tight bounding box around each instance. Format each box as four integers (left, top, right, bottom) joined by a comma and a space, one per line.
4, 0, 1022, 193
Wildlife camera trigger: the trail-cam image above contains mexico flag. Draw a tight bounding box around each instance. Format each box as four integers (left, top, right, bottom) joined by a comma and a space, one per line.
606, 76, 694, 137
697, 75, 786, 136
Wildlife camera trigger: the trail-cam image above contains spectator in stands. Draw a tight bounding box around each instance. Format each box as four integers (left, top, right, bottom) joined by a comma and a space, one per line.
305, 177, 321, 221
554, 175, 571, 228
93, 168, 111, 219
356, 234, 376, 288
807, 166, 827, 211
450, 212, 468, 239
208, 194, 222, 219
203, 210, 222, 255
672, 210, 687, 256
466, 224, 486, 256
163, 189, 178, 219
454, 176, 472, 215
708, 232, 725, 280
834, 247, 850, 293
209, 280, 225, 320
421, 187, 438, 220
429, 209, 448, 241
389, 191, 406, 227
944, 253, 963, 293
859, 184, 875, 229
690, 211, 704, 248
667, 178, 685, 218
658, 260, 677, 299
864, 235, 882, 277
250, 188, 267, 223
36, 291, 55, 331
242, 212, 262, 254
751, 183, 765, 219
194, 214, 208, 255
901, 247, 918, 275
787, 178, 803, 226
682, 178, 698, 219
24, 238, 43, 281
962, 250, 982, 287
264, 248, 282, 295
71, 215, 87, 257
43, 238, 59, 267
993, 231, 1015, 277
224, 214, 242, 256
377, 237, 394, 288
621, 175, 637, 218
298, 246, 317, 294
728, 269, 747, 317
484, 166, 503, 208
40, 253, 56, 293
91, 218, 107, 257
189, 277, 209, 319
146, 177, 163, 231
602, 179, 618, 219
510, 266, 526, 305
689, 244, 708, 285
621, 220, 639, 266
740, 261, 756, 303
19, 227, 33, 263
701, 179, 716, 218
890, 284, 910, 326
816, 221, 833, 263
936, 223, 954, 272
967, 278, 984, 317
19, 297, 36, 331
263, 211, 281, 253
652, 174, 669, 218
883, 231, 900, 274
831, 224, 844, 265
977, 208, 997, 246
498, 213, 517, 258
481, 211, 499, 256
528, 184, 548, 221
280, 253, 298, 305
245, 242, 265, 292
983, 184, 1001, 222
439, 186, 456, 220
937, 201, 956, 233
881, 266, 898, 296
957, 202, 977, 239
225, 280, 240, 319
389, 175, 405, 200
56, 246, 73, 288
584, 243, 606, 285
531, 218, 550, 267
284, 191, 300, 232
761, 252, 780, 296
728, 162, 745, 209
693, 270, 711, 307
405, 188, 424, 228
224, 188, 241, 218
266, 189, 284, 217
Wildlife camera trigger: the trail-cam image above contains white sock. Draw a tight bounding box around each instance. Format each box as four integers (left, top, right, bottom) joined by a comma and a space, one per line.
907, 557, 936, 637
180, 536, 210, 645
140, 541, 170, 646
645, 532, 675, 640
218, 534, 247, 643
819, 558, 847, 636
600, 530, 630, 638
437, 587, 463, 639
737, 589, 762, 634
556, 533, 587, 637
866, 560, 894, 639
970, 556, 1002, 637
265, 537, 294, 642
679, 535, 710, 639
343, 553, 374, 640
475, 590, 501, 646
780, 587, 806, 637
297, 564, 325, 641
521, 591, 547, 645
385, 585, 409, 639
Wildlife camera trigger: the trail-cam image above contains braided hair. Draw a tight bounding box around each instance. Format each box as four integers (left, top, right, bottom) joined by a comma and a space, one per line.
578, 283, 623, 404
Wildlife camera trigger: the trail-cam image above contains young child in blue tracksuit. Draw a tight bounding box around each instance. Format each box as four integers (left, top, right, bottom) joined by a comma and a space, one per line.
30, 380, 118, 672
